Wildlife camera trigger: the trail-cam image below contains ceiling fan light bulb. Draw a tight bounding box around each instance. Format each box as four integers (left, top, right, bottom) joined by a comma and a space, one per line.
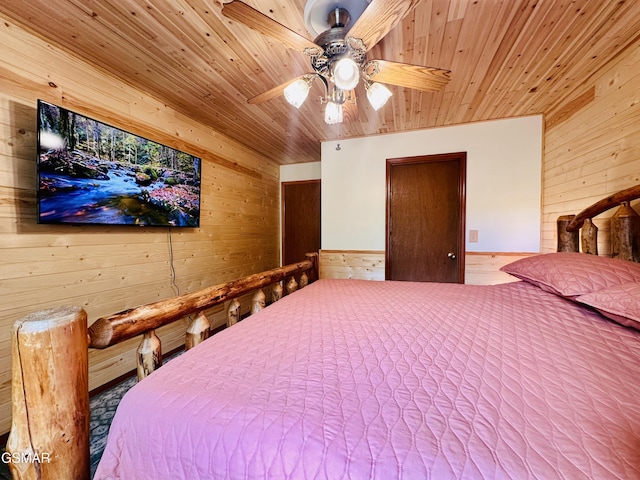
366, 82, 392, 111
284, 79, 311, 108
333, 58, 360, 91
324, 101, 343, 124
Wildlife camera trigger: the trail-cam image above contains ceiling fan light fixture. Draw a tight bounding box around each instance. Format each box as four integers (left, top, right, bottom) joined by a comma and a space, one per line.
226, 1, 450, 124
366, 82, 393, 111
333, 57, 360, 91
324, 101, 343, 124
284, 78, 312, 108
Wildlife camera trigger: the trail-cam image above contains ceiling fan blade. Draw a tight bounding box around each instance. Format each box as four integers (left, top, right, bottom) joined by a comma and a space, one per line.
365, 60, 451, 92
222, 1, 322, 56
346, 0, 421, 52
247, 77, 304, 105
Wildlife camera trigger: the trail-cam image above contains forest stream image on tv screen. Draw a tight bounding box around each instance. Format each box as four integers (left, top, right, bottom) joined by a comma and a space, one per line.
36, 100, 201, 227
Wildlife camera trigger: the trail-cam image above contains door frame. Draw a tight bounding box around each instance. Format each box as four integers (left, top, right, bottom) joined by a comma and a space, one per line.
385, 152, 467, 282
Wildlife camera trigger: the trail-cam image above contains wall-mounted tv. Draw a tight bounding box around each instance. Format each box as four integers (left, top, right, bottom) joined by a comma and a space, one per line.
37, 100, 201, 227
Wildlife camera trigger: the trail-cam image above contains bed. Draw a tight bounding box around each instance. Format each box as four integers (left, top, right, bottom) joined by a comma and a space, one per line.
94, 260, 640, 479
8, 186, 640, 480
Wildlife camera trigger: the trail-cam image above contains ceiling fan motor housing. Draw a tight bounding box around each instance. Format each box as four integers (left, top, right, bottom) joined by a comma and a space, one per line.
328, 7, 351, 28
311, 25, 367, 81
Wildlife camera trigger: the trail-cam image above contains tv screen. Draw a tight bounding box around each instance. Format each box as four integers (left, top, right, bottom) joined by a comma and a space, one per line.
37, 100, 201, 227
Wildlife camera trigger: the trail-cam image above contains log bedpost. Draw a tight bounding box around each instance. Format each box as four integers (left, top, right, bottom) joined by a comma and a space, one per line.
286, 276, 298, 295
272, 282, 283, 303
611, 201, 640, 262
137, 330, 162, 381
305, 252, 319, 282
251, 289, 266, 314
185, 312, 210, 350
581, 218, 598, 255
557, 214, 579, 252
299, 272, 309, 289
7, 306, 90, 480
227, 298, 241, 327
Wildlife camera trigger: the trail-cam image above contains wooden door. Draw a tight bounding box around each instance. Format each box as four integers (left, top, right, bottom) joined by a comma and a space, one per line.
386, 153, 466, 282
282, 180, 321, 266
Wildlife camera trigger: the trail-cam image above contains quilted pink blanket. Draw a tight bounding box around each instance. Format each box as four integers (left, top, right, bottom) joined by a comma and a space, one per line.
95, 279, 640, 479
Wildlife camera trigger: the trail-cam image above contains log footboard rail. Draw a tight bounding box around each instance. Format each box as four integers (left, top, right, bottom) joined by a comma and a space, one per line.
7, 253, 318, 480
557, 184, 640, 260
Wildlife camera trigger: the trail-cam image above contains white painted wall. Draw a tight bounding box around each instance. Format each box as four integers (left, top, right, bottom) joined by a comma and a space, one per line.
280, 161, 321, 182
280, 115, 543, 254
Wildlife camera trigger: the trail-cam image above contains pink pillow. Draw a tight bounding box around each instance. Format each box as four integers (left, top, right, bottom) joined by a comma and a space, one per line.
500, 252, 640, 297
576, 282, 640, 330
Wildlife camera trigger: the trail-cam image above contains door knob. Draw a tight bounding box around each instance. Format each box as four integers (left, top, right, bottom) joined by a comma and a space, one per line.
447, 252, 456, 259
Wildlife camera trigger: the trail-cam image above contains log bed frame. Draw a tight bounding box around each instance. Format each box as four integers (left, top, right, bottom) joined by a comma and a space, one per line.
7, 253, 318, 479
556, 184, 640, 260
6, 185, 640, 479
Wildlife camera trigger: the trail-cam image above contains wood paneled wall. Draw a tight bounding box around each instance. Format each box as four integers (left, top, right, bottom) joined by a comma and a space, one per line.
543, 41, 640, 253
0, 18, 281, 434
319, 250, 385, 281
319, 251, 529, 285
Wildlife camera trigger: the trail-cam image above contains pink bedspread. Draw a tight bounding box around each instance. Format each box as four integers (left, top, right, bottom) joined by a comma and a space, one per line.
95, 279, 640, 479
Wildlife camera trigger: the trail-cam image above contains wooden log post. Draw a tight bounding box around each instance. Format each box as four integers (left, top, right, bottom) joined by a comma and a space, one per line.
611, 201, 640, 262
286, 276, 298, 295
557, 214, 579, 252
137, 330, 162, 381
251, 288, 266, 314
272, 282, 283, 303
185, 312, 210, 350
305, 252, 320, 282
299, 272, 309, 289
7, 306, 90, 480
581, 218, 598, 255
227, 298, 240, 327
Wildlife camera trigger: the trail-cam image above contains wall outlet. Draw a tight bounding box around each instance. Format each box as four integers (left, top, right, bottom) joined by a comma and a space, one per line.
469, 229, 479, 243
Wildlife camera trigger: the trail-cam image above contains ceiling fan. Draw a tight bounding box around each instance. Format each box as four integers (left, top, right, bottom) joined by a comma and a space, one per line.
221, 0, 451, 124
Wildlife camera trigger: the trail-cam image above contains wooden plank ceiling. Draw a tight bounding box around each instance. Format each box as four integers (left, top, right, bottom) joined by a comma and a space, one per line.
1, 0, 639, 164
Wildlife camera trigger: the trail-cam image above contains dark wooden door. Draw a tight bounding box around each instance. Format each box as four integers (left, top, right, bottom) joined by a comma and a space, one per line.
282, 180, 321, 266
386, 153, 466, 282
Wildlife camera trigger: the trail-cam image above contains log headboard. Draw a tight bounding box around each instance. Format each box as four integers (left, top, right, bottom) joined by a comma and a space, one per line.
557, 184, 640, 261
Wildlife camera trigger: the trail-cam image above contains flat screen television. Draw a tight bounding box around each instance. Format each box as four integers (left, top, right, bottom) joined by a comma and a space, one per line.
37, 100, 201, 227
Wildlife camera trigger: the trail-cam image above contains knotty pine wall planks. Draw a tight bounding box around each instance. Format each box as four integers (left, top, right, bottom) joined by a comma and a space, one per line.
0, 19, 281, 435
319, 250, 385, 281
542, 39, 640, 255
319, 251, 531, 285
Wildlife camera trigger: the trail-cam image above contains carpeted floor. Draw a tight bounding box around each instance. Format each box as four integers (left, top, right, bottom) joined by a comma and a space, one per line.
0, 447, 10, 480
89, 375, 138, 477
